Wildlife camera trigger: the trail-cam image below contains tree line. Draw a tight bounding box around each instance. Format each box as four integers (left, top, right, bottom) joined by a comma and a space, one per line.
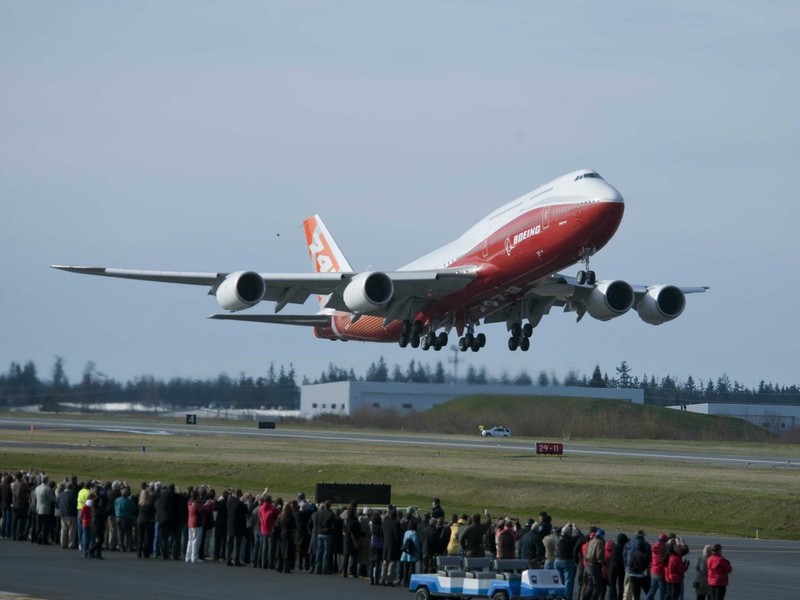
1, 357, 797, 412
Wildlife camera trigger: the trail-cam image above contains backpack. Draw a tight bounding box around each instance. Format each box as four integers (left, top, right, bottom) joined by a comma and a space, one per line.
370, 533, 383, 551
401, 536, 415, 555
629, 548, 649, 574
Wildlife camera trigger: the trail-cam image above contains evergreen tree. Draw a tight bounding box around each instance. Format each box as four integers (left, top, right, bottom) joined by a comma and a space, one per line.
615, 360, 632, 388
589, 365, 605, 388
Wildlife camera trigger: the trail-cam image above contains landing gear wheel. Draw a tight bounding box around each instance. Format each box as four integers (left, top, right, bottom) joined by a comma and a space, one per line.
437, 332, 448, 347
519, 336, 530, 351
576, 270, 587, 285
508, 337, 519, 351
458, 337, 468, 352
587, 270, 596, 285
410, 333, 420, 348
399, 334, 409, 348
522, 323, 533, 338
413, 320, 424, 335
420, 335, 430, 351
511, 323, 522, 338
471, 341, 480, 352
476, 333, 486, 348
465, 332, 474, 347
401, 320, 412, 336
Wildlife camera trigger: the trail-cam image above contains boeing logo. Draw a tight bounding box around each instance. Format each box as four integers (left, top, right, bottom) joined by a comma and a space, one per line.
505, 225, 542, 256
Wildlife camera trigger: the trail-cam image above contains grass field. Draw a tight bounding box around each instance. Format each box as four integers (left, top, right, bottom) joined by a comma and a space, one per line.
3, 402, 799, 540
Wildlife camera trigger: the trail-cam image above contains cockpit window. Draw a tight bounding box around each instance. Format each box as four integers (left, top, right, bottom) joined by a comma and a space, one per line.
575, 172, 603, 181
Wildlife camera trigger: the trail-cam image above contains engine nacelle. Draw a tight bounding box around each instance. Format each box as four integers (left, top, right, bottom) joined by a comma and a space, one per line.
342, 271, 394, 313
215, 271, 266, 312
636, 285, 686, 325
585, 279, 635, 321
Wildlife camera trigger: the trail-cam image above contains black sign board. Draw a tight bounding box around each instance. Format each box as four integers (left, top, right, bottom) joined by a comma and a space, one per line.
258, 421, 276, 429
185, 414, 197, 425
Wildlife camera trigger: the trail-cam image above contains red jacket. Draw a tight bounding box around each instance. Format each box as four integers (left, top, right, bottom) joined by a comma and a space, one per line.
664, 553, 688, 584
706, 554, 732, 586
650, 541, 667, 577
80, 503, 93, 529
187, 499, 201, 528
259, 502, 279, 536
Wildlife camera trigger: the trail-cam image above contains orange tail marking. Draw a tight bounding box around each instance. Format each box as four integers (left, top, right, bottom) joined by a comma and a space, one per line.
303, 215, 343, 274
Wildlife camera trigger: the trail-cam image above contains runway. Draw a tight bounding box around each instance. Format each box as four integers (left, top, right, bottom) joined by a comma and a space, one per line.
1, 415, 798, 469
0, 534, 797, 599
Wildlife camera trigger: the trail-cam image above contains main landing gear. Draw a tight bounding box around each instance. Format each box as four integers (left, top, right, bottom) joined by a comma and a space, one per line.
576, 246, 596, 285
458, 330, 486, 353
507, 322, 533, 351
398, 320, 448, 351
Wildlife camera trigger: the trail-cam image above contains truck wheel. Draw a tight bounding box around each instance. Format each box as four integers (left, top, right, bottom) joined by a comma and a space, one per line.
415, 587, 431, 600
491, 592, 508, 600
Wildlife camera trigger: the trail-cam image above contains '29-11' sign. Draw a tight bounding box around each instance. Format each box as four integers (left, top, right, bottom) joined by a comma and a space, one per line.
535, 442, 564, 456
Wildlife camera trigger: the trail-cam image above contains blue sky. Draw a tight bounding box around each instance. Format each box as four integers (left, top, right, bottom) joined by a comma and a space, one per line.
2, 1, 798, 389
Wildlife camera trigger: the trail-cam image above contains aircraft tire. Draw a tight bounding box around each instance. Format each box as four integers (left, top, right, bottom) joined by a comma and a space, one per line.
508, 337, 519, 351
511, 323, 522, 338
522, 323, 533, 338
399, 334, 409, 348
587, 270, 596, 285
471, 341, 480, 352
465, 332, 474, 347
576, 270, 586, 285
401, 320, 412, 336
477, 333, 486, 347
520, 336, 530, 351
437, 332, 448, 347
410, 334, 420, 348
458, 337, 468, 352
421, 336, 430, 351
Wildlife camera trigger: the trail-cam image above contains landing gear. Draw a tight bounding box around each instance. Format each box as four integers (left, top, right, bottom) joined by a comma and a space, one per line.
458, 327, 485, 352
576, 247, 597, 285
508, 321, 533, 351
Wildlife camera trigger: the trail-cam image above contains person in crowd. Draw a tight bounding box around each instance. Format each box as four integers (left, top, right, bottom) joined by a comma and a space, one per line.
543, 526, 558, 569
213, 490, 228, 562
114, 487, 135, 552
706, 544, 732, 600
446, 514, 467, 556
105, 481, 120, 551
645, 533, 670, 600
693, 545, 712, 600
461, 513, 489, 557
11, 471, 30, 542
276, 500, 297, 573
420, 516, 440, 574
664, 538, 690, 600
624, 529, 652, 600
313, 499, 336, 574
431, 498, 444, 520
379, 507, 401, 585
0, 474, 13, 540
199, 487, 215, 561
226, 488, 248, 566
136, 487, 155, 558
583, 527, 607, 600
341, 505, 362, 578
554, 522, 580, 599
34, 475, 55, 545
294, 493, 313, 571
368, 511, 384, 585
607, 532, 629, 600
399, 518, 421, 587
58, 481, 78, 549
496, 519, 516, 559
80, 492, 95, 558
185, 489, 203, 563
258, 494, 277, 569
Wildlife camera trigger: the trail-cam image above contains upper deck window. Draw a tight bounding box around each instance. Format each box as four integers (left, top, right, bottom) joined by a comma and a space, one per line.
574, 172, 603, 181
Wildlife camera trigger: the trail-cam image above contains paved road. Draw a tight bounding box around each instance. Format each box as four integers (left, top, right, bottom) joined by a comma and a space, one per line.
0, 535, 797, 600
2, 416, 798, 468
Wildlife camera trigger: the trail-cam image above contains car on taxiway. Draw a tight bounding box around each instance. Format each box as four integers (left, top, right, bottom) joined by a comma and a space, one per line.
480, 426, 511, 438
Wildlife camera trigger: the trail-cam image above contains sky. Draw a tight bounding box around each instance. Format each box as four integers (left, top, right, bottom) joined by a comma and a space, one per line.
2, 1, 798, 391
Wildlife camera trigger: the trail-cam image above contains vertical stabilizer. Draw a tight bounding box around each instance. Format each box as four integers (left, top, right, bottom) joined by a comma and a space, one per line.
303, 215, 353, 308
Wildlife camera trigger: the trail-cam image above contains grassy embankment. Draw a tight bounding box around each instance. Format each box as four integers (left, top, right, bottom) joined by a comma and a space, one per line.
2, 396, 798, 539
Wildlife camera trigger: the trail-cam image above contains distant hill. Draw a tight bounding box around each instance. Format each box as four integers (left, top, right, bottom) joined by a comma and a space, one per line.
344, 394, 775, 442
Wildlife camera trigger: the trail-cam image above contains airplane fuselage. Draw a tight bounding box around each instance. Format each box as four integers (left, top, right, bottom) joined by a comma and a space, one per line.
314, 170, 624, 342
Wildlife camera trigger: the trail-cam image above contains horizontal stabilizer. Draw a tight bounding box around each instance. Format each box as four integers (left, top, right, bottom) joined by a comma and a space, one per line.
208, 314, 331, 327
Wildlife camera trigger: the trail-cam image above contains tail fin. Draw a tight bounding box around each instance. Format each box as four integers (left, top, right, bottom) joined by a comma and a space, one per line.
303, 215, 353, 274
303, 215, 353, 309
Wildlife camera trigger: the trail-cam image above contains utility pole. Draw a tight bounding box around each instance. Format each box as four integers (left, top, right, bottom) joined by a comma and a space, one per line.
448, 345, 460, 384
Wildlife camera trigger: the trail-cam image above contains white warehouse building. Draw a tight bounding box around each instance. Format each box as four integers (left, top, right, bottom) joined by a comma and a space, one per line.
671, 403, 800, 434
299, 381, 644, 419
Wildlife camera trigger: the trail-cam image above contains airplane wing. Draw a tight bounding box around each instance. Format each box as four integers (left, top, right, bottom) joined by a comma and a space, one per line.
483, 273, 708, 327
208, 314, 332, 326
50, 264, 478, 317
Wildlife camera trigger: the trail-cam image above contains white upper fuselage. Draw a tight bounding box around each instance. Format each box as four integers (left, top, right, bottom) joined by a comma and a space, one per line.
400, 169, 623, 271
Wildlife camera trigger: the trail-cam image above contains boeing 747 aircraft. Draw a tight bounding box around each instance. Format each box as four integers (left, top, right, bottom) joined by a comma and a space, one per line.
52, 170, 707, 352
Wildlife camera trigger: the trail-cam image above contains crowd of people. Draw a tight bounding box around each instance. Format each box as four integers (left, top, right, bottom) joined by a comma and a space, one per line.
1, 470, 732, 600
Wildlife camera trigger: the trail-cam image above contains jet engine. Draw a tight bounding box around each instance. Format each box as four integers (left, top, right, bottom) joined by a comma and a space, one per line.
585, 280, 635, 321
215, 271, 266, 311
342, 271, 394, 313
636, 285, 686, 325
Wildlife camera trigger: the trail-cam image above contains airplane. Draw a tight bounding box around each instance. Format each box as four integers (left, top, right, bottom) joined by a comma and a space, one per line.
52, 169, 708, 353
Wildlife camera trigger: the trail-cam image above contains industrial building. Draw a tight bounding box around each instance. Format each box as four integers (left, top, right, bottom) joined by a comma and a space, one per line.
299, 380, 644, 419
672, 403, 800, 434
